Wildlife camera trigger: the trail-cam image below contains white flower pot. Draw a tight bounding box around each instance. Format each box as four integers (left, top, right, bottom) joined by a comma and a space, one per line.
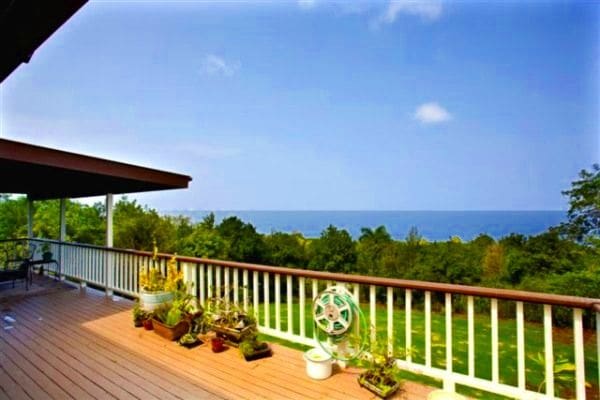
304, 348, 332, 380
139, 290, 174, 311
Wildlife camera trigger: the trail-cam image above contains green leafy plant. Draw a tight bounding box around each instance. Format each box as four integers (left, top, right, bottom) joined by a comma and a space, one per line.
132, 301, 150, 324
528, 352, 582, 394
153, 288, 197, 327
356, 339, 401, 398
178, 333, 198, 345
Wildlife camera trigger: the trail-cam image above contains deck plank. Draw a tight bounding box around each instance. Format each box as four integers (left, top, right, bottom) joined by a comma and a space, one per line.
0, 285, 435, 400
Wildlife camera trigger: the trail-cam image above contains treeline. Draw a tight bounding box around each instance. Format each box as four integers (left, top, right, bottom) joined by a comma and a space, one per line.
0, 166, 598, 322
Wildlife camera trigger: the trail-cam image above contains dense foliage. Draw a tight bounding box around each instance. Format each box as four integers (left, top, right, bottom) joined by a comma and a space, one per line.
1, 167, 598, 314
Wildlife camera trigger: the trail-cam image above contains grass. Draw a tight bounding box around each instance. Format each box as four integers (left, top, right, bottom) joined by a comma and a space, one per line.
251, 295, 598, 399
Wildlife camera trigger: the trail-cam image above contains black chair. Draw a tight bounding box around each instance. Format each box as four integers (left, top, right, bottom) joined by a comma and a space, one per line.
0, 243, 35, 290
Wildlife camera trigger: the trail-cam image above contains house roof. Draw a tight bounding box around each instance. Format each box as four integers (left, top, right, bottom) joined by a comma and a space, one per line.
0, 0, 88, 83
0, 138, 192, 200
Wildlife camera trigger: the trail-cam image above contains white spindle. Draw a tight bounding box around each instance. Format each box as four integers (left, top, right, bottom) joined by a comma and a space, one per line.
353, 283, 360, 303
543, 304, 554, 397
183, 262, 196, 297
275, 274, 281, 331
573, 308, 585, 400
253, 271, 259, 319
199, 264, 205, 306
287, 275, 293, 334
207, 265, 213, 300
215, 266, 221, 298
444, 293, 454, 392
468, 295, 475, 377
243, 269, 249, 312
299, 277, 306, 337
233, 268, 239, 305
264, 272, 270, 328
516, 301, 525, 391
312, 279, 318, 339
387, 287, 393, 356
370, 285, 376, 343
224, 267, 230, 302
491, 298, 499, 383
405, 289, 412, 363
425, 291, 431, 368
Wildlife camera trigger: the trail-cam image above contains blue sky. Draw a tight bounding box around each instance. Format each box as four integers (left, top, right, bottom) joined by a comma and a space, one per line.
0, 0, 597, 211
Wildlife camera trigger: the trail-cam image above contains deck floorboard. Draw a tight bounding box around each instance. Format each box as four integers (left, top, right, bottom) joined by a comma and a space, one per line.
0, 284, 436, 400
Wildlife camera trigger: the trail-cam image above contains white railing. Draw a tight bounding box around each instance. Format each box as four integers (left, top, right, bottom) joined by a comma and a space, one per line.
8, 238, 600, 400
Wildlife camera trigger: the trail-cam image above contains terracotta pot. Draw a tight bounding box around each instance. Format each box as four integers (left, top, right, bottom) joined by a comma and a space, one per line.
211, 337, 225, 353
152, 319, 190, 341
143, 319, 153, 330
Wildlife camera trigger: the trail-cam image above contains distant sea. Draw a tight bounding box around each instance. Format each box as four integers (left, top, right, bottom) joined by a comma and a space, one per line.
165, 210, 566, 241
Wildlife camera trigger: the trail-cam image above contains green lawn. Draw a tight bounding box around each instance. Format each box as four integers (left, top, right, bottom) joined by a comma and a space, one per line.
254, 299, 598, 399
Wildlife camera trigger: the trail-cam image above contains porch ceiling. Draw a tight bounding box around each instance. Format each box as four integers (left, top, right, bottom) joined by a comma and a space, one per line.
0, 138, 192, 200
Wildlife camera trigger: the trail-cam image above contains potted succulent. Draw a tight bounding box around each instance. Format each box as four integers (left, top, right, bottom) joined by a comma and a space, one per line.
239, 334, 271, 362
138, 245, 180, 311
211, 337, 225, 353
41, 242, 53, 262
206, 291, 256, 346
357, 345, 401, 399
178, 333, 202, 349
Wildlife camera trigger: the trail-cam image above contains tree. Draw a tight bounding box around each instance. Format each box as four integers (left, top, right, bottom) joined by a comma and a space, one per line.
560, 164, 600, 242
263, 232, 307, 267
0, 195, 28, 239
216, 217, 264, 263
308, 225, 356, 273
357, 226, 392, 276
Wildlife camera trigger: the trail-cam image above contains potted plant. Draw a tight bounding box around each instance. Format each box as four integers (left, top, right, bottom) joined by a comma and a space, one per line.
132, 301, 149, 327
138, 244, 181, 311
178, 333, 202, 349
143, 319, 154, 330
41, 242, 53, 262
357, 345, 401, 399
205, 290, 256, 346
211, 337, 225, 353
239, 334, 271, 362
151, 290, 195, 341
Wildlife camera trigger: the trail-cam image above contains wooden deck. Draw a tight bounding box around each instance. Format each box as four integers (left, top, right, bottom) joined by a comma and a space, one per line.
0, 284, 436, 400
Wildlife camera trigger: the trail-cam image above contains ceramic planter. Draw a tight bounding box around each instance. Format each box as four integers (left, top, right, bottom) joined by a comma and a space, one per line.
304, 348, 332, 380
139, 290, 174, 312
357, 372, 400, 399
152, 319, 189, 341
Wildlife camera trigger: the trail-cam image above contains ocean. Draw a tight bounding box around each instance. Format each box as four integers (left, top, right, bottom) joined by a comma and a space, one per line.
166, 210, 566, 241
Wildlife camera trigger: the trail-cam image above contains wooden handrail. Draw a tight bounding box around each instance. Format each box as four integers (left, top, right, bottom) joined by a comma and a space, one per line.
12, 237, 600, 310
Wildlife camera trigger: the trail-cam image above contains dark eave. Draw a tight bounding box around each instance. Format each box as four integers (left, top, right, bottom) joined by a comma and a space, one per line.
0, 138, 192, 200
0, 0, 88, 83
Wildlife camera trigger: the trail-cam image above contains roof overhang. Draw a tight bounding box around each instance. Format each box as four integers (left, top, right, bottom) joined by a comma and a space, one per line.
0, 139, 192, 200
0, 0, 88, 83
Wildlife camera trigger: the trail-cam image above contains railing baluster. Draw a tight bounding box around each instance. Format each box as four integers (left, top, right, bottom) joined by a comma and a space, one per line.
253, 270, 259, 320
299, 277, 306, 337
287, 275, 293, 334
224, 267, 230, 302
387, 287, 393, 356
215, 266, 221, 299
242, 269, 249, 312
312, 279, 318, 340
491, 298, 499, 383
405, 289, 412, 363
425, 290, 431, 368
264, 272, 270, 329
370, 285, 376, 343
275, 274, 281, 331
207, 265, 213, 300
516, 301, 525, 391
543, 304, 554, 397
233, 268, 239, 305
468, 295, 475, 377
199, 264, 205, 306
444, 293, 454, 392
573, 308, 585, 400
353, 283, 360, 303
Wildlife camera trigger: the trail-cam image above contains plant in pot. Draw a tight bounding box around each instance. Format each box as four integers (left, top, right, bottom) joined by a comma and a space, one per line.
152, 289, 196, 341
238, 333, 271, 362
178, 333, 202, 349
357, 342, 402, 399
138, 246, 182, 311
211, 336, 225, 353
132, 301, 150, 328
41, 242, 53, 262
205, 289, 257, 346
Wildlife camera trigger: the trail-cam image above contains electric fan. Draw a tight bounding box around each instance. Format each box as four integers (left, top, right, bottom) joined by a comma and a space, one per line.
312, 285, 368, 361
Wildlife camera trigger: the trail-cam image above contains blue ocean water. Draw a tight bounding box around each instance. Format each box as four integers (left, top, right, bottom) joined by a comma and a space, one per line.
166, 210, 566, 241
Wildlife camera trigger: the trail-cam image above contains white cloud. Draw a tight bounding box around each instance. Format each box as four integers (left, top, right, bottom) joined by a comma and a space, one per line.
414, 102, 452, 124
200, 54, 239, 77
380, 0, 443, 25
297, 0, 316, 10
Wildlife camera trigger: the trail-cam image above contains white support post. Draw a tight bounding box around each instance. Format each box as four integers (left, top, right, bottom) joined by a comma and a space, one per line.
105, 194, 114, 297
59, 198, 66, 280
